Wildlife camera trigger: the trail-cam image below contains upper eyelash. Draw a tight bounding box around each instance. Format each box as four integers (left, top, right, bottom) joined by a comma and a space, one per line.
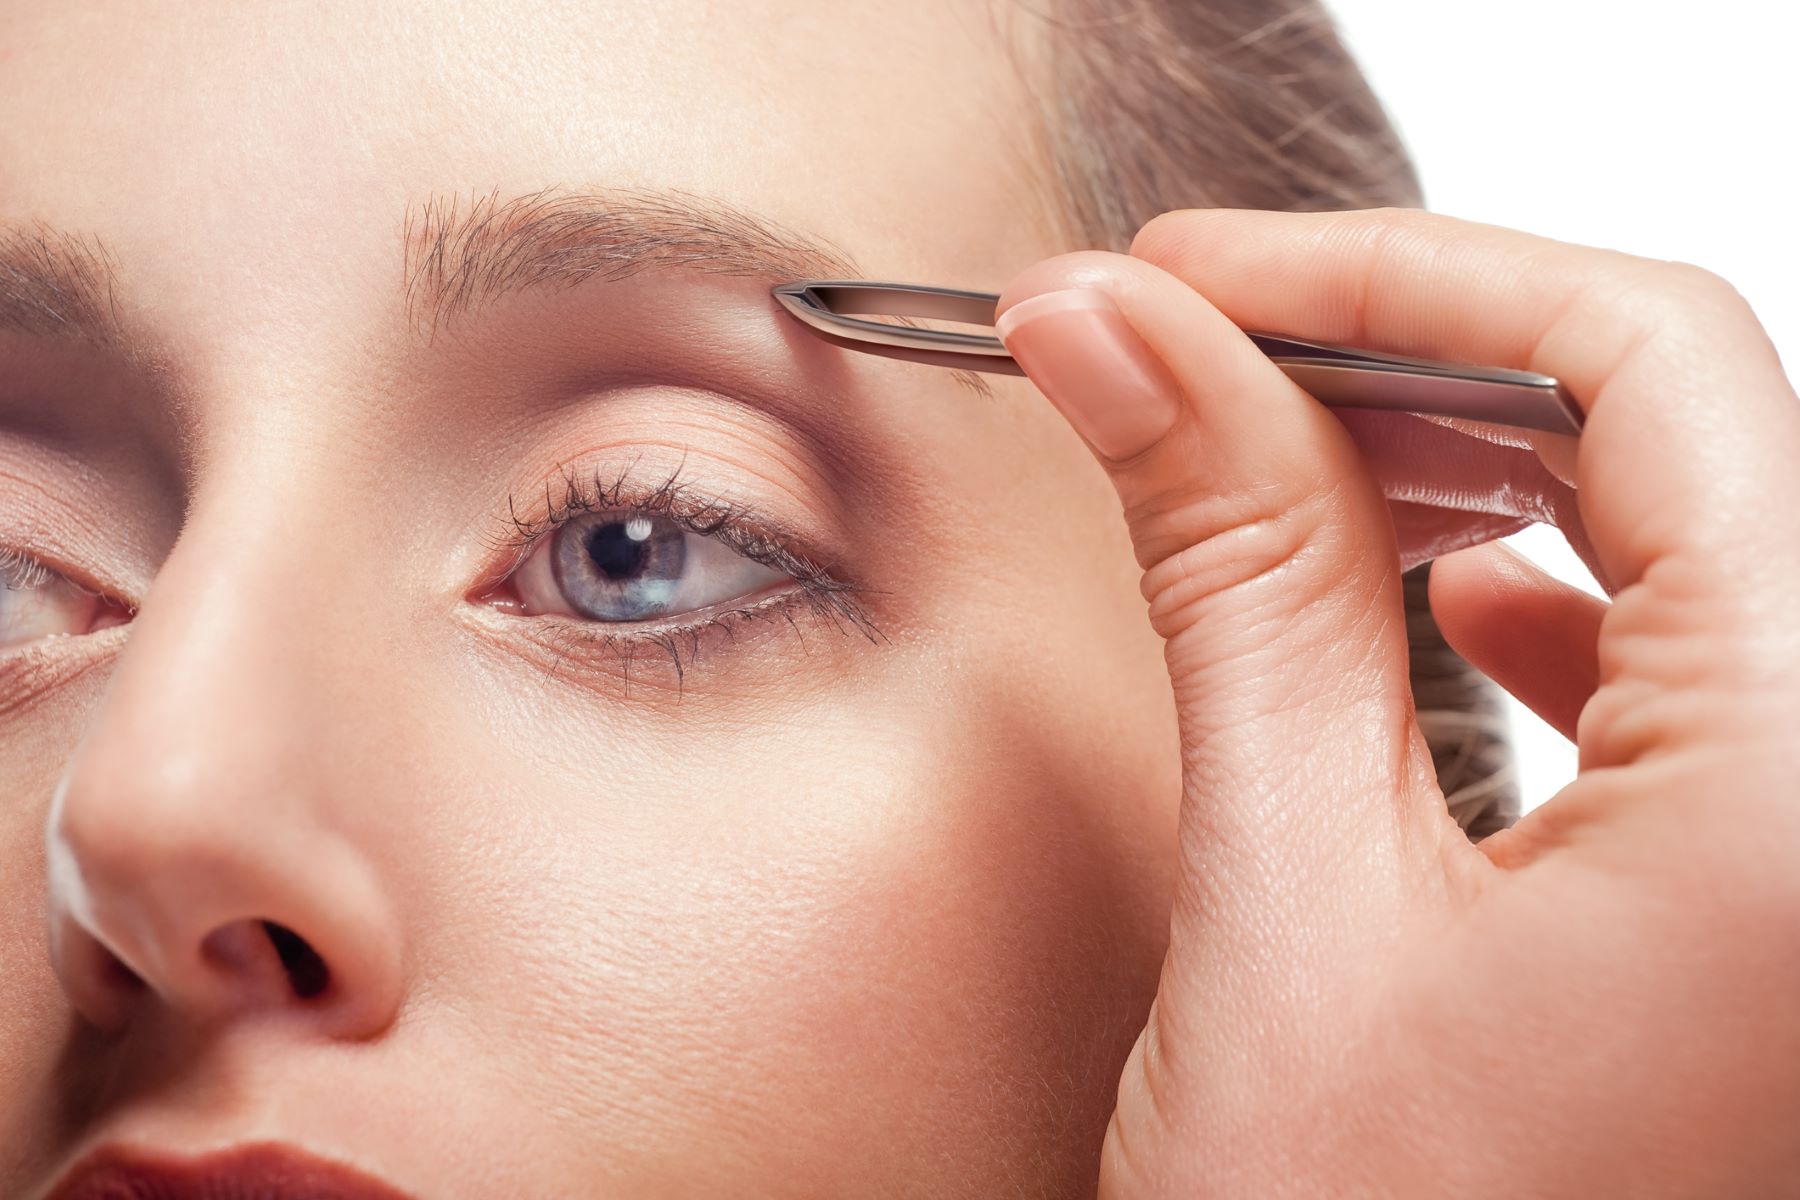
486, 454, 885, 691
1, 546, 54, 591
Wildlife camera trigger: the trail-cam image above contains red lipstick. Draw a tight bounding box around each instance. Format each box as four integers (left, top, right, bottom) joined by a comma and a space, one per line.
46, 1142, 417, 1200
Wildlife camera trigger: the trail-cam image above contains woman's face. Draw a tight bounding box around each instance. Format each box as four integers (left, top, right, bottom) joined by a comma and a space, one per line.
1, 4, 1181, 1195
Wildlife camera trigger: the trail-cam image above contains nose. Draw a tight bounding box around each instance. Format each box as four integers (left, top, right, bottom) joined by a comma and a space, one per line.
45, 520, 405, 1038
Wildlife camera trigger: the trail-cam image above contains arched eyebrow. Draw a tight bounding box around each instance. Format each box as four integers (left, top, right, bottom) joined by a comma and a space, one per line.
0, 221, 121, 349
401, 185, 864, 341
2, 191, 991, 395
0, 189, 856, 352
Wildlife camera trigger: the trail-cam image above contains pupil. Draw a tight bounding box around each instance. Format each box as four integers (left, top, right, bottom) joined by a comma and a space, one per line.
585, 521, 649, 580
550, 510, 686, 622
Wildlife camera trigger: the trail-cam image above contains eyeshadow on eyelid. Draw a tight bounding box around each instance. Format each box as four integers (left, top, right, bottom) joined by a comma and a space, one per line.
607, 383, 885, 500
517, 392, 858, 514
411, 280, 931, 493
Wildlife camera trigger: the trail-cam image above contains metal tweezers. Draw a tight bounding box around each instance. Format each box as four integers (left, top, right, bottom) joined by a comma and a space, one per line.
772, 280, 1584, 436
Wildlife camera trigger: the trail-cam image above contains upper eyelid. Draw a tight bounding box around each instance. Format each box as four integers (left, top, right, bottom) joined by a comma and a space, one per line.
490, 455, 774, 554
0, 539, 134, 610
479, 455, 845, 595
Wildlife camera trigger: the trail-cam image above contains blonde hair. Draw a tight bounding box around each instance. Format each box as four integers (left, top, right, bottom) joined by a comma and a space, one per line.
1022, 0, 1516, 836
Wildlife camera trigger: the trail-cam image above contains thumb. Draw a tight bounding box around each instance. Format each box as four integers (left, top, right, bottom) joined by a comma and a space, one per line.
994, 252, 1458, 990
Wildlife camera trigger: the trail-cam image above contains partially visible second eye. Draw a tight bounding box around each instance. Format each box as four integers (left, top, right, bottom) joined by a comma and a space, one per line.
507, 510, 789, 623
1, 551, 131, 650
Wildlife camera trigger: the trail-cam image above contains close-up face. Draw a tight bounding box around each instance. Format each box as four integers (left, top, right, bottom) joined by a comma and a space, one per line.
1, 4, 1182, 1196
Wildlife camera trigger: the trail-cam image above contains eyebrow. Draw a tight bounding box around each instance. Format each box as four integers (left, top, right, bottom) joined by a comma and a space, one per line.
402, 185, 863, 338
3, 188, 991, 393
401, 185, 993, 396
0, 221, 122, 349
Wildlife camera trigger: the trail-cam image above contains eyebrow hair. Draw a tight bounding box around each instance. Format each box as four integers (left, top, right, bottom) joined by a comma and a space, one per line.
0, 221, 122, 348
401, 185, 863, 337
400, 185, 993, 396
1, 189, 992, 395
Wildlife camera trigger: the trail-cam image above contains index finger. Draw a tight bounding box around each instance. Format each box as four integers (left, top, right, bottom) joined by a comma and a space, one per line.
1129, 207, 1800, 603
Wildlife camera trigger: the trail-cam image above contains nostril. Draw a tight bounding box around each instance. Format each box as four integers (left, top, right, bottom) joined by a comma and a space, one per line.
52, 921, 149, 1033
262, 920, 330, 999
99, 945, 146, 992
199, 919, 332, 1001
76, 926, 147, 994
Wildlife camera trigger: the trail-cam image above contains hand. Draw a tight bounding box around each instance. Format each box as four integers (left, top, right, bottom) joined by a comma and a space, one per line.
992, 207, 1800, 1197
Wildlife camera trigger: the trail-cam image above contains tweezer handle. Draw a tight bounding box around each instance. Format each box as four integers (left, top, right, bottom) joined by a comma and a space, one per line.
1241, 332, 1585, 437
773, 281, 1586, 437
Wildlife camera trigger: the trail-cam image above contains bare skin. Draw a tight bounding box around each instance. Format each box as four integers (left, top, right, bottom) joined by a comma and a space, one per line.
1, 5, 1180, 1196
7, 3, 1794, 1197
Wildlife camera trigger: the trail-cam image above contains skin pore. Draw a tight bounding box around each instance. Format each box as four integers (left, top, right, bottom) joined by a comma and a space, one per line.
0, 3, 1184, 1196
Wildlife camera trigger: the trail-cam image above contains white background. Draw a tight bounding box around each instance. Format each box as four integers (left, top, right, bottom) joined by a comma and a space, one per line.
1325, 0, 1797, 812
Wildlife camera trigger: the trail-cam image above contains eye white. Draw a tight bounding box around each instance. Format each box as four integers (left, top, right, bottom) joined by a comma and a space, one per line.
0, 555, 110, 648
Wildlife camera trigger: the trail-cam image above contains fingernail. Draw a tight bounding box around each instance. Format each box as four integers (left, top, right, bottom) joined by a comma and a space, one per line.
994, 288, 1183, 462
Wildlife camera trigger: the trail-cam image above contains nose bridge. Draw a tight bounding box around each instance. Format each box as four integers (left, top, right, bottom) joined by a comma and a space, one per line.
112, 482, 326, 749
46, 468, 406, 1036
67, 469, 349, 841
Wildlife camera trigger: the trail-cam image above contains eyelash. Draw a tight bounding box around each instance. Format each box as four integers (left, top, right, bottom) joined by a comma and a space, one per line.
486, 455, 884, 689
0, 546, 52, 591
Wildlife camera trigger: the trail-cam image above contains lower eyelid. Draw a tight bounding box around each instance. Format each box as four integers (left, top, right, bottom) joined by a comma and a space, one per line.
0, 624, 128, 715
458, 579, 882, 698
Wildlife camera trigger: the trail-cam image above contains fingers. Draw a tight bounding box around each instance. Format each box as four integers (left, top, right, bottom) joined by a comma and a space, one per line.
993, 251, 1453, 982
1328, 407, 1588, 571
1429, 541, 1606, 741
1385, 500, 1529, 571
1129, 207, 1800, 611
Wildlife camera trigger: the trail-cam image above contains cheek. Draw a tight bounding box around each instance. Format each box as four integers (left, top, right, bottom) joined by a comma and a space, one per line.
0, 643, 119, 1186
425, 673, 1176, 1195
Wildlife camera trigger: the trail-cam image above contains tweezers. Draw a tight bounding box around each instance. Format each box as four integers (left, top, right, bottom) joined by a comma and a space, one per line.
772, 280, 1584, 437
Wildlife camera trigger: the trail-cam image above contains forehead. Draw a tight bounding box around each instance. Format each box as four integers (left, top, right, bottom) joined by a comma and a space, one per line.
0, 2, 1051, 334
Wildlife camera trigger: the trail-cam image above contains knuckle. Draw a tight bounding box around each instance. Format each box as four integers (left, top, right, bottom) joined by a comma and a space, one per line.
1337, 209, 1439, 343
1608, 258, 1753, 338
1539, 256, 1755, 391
1129, 207, 1210, 265
1135, 481, 1353, 641
1101, 1000, 1207, 1195
1654, 258, 1751, 313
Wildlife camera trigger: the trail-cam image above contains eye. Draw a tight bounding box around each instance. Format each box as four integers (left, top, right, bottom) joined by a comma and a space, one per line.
506, 509, 790, 623
1, 550, 131, 650
475, 461, 882, 684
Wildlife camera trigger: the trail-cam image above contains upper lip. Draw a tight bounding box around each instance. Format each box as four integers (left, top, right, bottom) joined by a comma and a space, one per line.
44, 1141, 419, 1200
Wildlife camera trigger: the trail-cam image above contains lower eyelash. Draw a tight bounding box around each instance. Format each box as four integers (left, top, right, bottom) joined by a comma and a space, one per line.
531, 577, 880, 698
490, 455, 886, 691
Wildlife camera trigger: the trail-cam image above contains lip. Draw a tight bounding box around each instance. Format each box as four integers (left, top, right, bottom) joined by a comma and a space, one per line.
45, 1142, 418, 1200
